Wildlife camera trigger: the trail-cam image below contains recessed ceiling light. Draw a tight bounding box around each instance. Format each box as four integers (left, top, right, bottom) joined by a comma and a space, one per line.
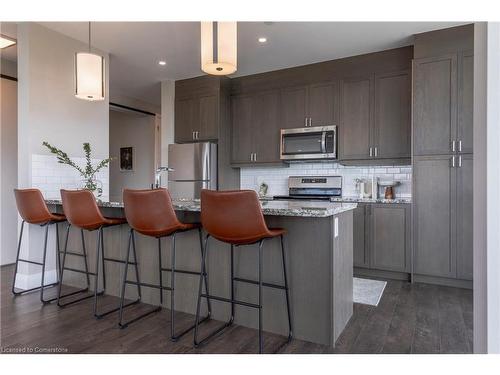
158, 60, 167, 66
258, 37, 267, 43
0, 34, 16, 49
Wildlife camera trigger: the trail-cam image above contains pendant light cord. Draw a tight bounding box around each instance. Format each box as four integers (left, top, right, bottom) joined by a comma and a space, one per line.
88, 21, 91, 53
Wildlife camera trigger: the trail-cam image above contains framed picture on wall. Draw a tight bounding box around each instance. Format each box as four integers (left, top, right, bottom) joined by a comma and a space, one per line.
120, 147, 133, 171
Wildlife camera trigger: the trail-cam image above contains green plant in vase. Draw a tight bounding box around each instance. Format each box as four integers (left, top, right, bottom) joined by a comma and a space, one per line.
42, 141, 113, 199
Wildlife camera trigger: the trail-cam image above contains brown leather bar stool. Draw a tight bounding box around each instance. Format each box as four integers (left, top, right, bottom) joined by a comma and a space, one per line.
194, 189, 293, 353
12, 189, 66, 303
119, 188, 211, 341
58, 189, 133, 319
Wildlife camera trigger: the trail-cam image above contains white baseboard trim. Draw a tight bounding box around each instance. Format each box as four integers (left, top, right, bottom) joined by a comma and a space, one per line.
14, 269, 58, 290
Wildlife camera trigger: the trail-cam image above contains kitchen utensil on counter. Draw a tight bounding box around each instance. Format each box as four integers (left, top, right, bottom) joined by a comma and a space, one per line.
258, 182, 269, 198
378, 180, 401, 199
371, 176, 378, 199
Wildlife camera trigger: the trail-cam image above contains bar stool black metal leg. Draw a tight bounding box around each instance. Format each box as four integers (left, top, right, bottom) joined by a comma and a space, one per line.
81, 229, 91, 288
280, 235, 293, 342
58, 224, 93, 307
198, 228, 212, 316
230, 244, 235, 322
11, 221, 25, 296
118, 229, 132, 327
194, 235, 234, 348
258, 239, 264, 354
131, 230, 142, 299
167, 229, 212, 342
170, 234, 177, 341
158, 238, 163, 306
118, 229, 159, 329
39, 224, 49, 303
101, 228, 107, 290
94, 227, 133, 319
93, 227, 103, 318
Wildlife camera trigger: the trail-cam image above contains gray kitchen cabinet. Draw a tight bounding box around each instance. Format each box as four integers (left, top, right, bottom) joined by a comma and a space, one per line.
280, 85, 308, 128
198, 94, 219, 141
175, 77, 225, 143
456, 154, 473, 280
353, 204, 369, 268
370, 204, 411, 273
457, 50, 474, 154
413, 54, 458, 156
175, 96, 199, 143
231, 94, 255, 163
254, 90, 281, 163
373, 70, 411, 159
308, 82, 338, 126
231, 90, 281, 164
280, 82, 338, 129
413, 155, 457, 278
339, 77, 372, 160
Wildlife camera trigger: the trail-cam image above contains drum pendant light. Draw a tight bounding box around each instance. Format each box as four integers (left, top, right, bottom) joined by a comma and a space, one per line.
75, 22, 105, 101
200, 21, 237, 76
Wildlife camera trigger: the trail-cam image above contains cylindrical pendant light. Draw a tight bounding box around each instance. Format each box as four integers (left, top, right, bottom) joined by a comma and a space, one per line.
75, 22, 105, 101
200, 22, 237, 76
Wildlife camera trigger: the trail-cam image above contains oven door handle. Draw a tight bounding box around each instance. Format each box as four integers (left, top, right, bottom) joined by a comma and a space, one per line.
321, 131, 327, 153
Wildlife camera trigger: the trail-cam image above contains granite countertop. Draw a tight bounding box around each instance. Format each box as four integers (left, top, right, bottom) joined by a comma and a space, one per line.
330, 196, 411, 204
259, 196, 411, 204
45, 198, 357, 218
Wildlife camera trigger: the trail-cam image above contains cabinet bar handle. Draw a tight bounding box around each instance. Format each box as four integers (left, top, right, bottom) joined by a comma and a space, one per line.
192, 131, 195, 140
451, 155, 456, 168
452, 140, 456, 152
374, 147, 378, 157
309, 118, 312, 127
369, 147, 373, 157
458, 140, 462, 152
458, 155, 462, 168
254, 153, 257, 162
304, 117, 308, 127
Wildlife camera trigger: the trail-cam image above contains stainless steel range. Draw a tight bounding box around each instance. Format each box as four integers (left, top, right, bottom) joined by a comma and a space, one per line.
273, 176, 342, 201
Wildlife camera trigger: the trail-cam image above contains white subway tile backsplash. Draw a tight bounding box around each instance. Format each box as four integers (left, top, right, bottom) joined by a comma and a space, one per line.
240, 162, 412, 199
31, 154, 109, 200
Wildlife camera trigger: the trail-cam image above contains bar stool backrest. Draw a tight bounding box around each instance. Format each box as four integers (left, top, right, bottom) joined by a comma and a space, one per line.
123, 188, 181, 233
60, 189, 105, 229
14, 188, 53, 224
201, 189, 269, 242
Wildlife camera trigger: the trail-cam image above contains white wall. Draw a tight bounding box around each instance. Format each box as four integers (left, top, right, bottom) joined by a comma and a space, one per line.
240, 163, 412, 198
109, 109, 156, 201
160, 80, 175, 184
0, 77, 18, 265
473, 22, 500, 354
14, 22, 110, 289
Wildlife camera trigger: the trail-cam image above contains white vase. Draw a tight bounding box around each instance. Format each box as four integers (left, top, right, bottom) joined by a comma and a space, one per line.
79, 178, 103, 199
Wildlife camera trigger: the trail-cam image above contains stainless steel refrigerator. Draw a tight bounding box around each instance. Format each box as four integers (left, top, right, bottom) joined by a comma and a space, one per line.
167, 142, 217, 199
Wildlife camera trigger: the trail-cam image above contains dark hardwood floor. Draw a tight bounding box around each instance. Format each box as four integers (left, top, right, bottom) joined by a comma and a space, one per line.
0, 265, 472, 354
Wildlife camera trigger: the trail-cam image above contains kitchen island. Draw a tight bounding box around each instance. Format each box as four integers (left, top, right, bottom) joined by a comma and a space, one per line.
46, 198, 356, 347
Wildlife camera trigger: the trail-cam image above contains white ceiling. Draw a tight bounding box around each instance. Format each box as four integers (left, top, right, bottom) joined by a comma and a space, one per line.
7, 22, 468, 106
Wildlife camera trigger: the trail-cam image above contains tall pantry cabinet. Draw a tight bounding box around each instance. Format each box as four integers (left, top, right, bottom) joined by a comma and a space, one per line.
412, 24, 474, 287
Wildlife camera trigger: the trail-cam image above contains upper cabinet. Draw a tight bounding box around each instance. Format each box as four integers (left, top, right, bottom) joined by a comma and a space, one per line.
280, 82, 338, 129
231, 90, 281, 165
413, 54, 457, 156
339, 76, 372, 160
225, 46, 413, 166
373, 70, 411, 159
280, 86, 308, 128
413, 51, 473, 156
175, 76, 226, 143
339, 70, 411, 161
457, 50, 473, 154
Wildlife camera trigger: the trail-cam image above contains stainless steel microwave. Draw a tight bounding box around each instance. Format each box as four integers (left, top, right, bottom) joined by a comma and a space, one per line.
280, 125, 337, 161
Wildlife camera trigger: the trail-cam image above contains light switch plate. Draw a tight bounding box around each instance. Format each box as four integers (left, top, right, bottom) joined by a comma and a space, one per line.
334, 217, 339, 238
